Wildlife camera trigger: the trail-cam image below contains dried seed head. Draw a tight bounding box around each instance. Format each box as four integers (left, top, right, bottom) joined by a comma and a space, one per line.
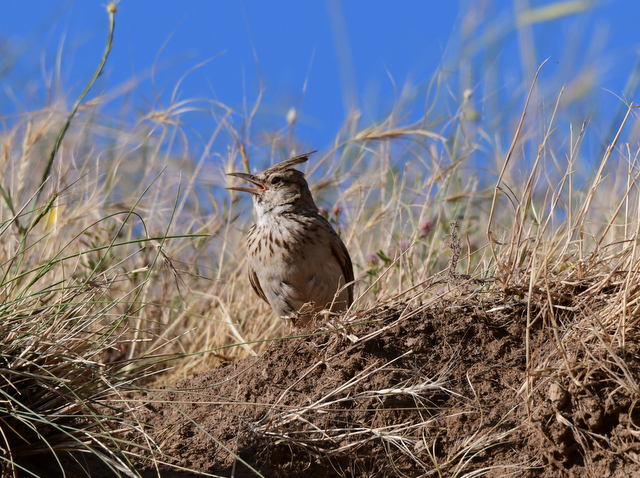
399, 239, 411, 252
418, 218, 433, 239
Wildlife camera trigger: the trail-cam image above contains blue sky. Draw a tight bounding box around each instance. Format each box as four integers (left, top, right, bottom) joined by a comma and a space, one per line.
0, 1, 639, 155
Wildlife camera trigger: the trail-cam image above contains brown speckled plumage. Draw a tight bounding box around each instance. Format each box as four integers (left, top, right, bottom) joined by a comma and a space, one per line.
227, 152, 354, 326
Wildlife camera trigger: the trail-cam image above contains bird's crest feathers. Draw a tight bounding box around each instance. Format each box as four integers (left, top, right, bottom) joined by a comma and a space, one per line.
262, 151, 317, 176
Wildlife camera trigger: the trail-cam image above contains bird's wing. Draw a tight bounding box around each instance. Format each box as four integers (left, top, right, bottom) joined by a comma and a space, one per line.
248, 263, 269, 304
329, 228, 355, 305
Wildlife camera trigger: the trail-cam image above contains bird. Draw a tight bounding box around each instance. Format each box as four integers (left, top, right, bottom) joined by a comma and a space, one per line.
226, 152, 354, 326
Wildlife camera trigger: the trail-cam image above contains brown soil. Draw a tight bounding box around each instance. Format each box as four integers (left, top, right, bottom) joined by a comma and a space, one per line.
26, 296, 640, 477
115, 296, 640, 478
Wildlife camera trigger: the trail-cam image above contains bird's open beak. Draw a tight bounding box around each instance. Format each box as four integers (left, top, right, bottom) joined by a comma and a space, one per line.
226, 172, 266, 195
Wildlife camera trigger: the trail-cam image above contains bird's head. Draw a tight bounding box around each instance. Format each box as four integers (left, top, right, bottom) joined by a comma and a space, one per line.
226, 152, 318, 218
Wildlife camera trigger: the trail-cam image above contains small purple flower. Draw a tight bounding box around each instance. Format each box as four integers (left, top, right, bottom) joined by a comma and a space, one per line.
418, 218, 433, 239
399, 239, 411, 252
367, 252, 380, 265
318, 206, 328, 218
331, 203, 343, 218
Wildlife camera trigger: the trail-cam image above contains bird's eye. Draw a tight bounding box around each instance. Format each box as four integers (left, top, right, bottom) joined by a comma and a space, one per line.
271, 177, 281, 185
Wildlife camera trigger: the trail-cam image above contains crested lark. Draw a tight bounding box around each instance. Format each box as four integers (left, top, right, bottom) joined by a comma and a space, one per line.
227, 152, 354, 326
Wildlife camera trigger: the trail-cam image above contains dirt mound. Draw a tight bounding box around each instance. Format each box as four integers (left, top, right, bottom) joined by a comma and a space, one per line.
123, 296, 640, 477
